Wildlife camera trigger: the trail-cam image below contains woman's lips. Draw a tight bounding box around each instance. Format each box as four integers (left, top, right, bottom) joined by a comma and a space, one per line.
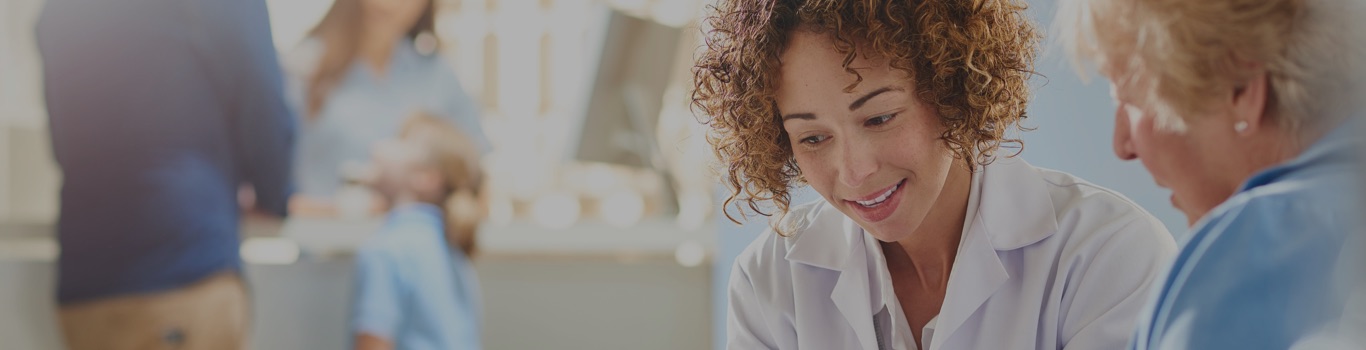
844, 179, 906, 223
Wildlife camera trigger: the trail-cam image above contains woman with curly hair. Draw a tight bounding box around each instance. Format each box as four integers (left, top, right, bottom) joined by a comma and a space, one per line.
692, 0, 1178, 349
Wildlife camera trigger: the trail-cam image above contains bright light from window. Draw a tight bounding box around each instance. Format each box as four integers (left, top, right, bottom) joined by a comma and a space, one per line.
241, 237, 301, 265
599, 189, 644, 228
532, 191, 580, 229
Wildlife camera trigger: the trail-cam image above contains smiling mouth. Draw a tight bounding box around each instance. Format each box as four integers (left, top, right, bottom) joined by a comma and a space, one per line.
848, 179, 905, 208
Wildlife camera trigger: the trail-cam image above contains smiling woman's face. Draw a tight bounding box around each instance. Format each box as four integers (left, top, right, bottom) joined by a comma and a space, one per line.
776, 31, 963, 242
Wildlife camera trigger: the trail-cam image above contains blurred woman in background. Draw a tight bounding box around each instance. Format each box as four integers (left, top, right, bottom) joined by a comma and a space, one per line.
284, 0, 488, 212
1057, 0, 1366, 348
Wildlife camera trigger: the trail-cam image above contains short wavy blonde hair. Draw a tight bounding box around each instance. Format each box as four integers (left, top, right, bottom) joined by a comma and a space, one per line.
691, 0, 1040, 229
1057, 0, 1366, 134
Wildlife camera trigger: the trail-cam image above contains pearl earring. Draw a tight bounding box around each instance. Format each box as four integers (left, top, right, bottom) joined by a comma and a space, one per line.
1234, 121, 1249, 133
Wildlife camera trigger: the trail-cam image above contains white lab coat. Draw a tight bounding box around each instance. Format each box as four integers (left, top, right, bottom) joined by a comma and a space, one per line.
727, 157, 1177, 350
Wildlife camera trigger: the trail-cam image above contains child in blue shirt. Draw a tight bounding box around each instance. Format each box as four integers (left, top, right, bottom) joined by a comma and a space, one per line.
351, 113, 486, 350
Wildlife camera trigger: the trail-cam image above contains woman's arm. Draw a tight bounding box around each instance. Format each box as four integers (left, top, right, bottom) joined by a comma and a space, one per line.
1059, 216, 1177, 350
436, 66, 491, 153
351, 248, 404, 349
199, 0, 298, 217
727, 261, 780, 350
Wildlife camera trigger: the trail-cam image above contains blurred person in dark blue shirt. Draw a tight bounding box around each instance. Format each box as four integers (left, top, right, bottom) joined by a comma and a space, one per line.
35, 0, 295, 348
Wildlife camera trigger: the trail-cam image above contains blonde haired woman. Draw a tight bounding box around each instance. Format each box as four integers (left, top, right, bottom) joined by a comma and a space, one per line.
1057, 0, 1366, 348
284, 0, 488, 202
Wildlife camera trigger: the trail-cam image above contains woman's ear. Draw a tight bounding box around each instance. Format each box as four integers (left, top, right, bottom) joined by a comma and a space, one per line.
1231, 69, 1270, 134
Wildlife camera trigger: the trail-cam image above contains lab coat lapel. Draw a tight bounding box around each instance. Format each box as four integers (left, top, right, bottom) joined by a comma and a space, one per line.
785, 203, 880, 350
927, 216, 1008, 350
929, 158, 1058, 350
786, 203, 879, 350
829, 218, 880, 350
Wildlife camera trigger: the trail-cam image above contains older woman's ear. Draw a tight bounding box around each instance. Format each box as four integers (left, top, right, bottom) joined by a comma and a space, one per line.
1112, 105, 1138, 160
1230, 70, 1269, 136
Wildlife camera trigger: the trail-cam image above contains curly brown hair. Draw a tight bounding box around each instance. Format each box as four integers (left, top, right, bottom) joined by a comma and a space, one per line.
691, 0, 1040, 231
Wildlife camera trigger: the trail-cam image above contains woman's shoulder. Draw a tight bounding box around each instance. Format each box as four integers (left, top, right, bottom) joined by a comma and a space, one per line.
422, 53, 467, 87
733, 199, 844, 272
280, 37, 325, 76
1016, 160, 1176, 256
1033, 166, 1158, 223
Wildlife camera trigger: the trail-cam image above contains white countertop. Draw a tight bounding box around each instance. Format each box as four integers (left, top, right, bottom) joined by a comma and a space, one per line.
0, 217, 716, 263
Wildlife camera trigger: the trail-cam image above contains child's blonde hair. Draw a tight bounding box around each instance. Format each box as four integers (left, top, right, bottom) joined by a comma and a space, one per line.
400, 112, 486, 257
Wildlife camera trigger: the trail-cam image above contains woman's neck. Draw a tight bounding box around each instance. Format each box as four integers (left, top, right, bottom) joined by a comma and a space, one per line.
1227, 122, 1319, 191
894, 161, 973, 273
357, 30, 401, 77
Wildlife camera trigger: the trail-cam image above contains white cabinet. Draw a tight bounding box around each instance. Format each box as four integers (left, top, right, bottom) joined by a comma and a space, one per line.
0, 0, 59, 226
1, 0, 48, 129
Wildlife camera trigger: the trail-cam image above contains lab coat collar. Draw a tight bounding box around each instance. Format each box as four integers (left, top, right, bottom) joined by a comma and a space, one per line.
977, 156, 1060, 250
783, 156, 1059, 269
929, 157, 1059, 350
782, 201, 853, 271
781, 201, 882, 350
783, 156, 1060, 350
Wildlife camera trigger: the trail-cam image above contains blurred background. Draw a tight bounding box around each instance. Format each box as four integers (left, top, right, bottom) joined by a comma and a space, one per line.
0, 0, 1184, 349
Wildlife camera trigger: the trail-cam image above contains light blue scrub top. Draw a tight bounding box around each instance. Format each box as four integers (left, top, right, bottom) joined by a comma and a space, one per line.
1131, 117, 1365, 349
283, 38, 489, 197
352, 203, 482, 350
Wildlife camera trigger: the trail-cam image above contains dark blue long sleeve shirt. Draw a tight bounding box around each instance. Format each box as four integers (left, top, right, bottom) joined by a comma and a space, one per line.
36, 0, 296, 303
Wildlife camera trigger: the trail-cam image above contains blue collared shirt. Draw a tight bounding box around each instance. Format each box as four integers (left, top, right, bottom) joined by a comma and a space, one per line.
36, 0, 296, 303
1132, 117, 1366, 349
352, 203, 482, 350
282, 39, 489, 198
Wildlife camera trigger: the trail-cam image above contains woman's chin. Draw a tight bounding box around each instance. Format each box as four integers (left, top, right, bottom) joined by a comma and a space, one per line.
859, 222, 912, 243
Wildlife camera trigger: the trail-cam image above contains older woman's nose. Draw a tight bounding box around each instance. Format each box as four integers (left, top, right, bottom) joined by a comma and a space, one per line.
1113, 106, 1139, 161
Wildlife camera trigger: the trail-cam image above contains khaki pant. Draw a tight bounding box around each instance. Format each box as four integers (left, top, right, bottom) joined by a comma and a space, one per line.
58, 272, 250, 350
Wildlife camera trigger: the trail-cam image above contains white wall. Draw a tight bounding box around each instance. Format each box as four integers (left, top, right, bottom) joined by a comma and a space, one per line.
1022, 0, 1185, 233
3, 126, 60, 224
0, 0, 61, 226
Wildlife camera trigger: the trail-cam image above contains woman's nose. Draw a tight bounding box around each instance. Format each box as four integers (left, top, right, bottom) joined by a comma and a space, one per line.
1113, 105, 1139, 161
838, 139, 878, 189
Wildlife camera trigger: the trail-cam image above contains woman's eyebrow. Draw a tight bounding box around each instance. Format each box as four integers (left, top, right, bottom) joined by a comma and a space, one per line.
849, 86, 903, 111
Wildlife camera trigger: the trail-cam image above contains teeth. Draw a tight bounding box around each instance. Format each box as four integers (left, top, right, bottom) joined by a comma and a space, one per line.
856, 182, 900, 207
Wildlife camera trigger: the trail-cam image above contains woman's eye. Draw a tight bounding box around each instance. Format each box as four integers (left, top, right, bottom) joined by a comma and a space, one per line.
799, 135, 828, 145
865, 114, 895, 127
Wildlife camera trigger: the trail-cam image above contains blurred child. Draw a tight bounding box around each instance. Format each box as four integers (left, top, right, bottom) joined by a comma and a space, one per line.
351, 112, 485, 350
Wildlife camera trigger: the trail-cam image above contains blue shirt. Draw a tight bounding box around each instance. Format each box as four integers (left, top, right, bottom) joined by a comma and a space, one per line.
282, 39, 489, 197
36, 0, 296, 303
1132, 118, 1366, 349
352, 203, 482, 350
